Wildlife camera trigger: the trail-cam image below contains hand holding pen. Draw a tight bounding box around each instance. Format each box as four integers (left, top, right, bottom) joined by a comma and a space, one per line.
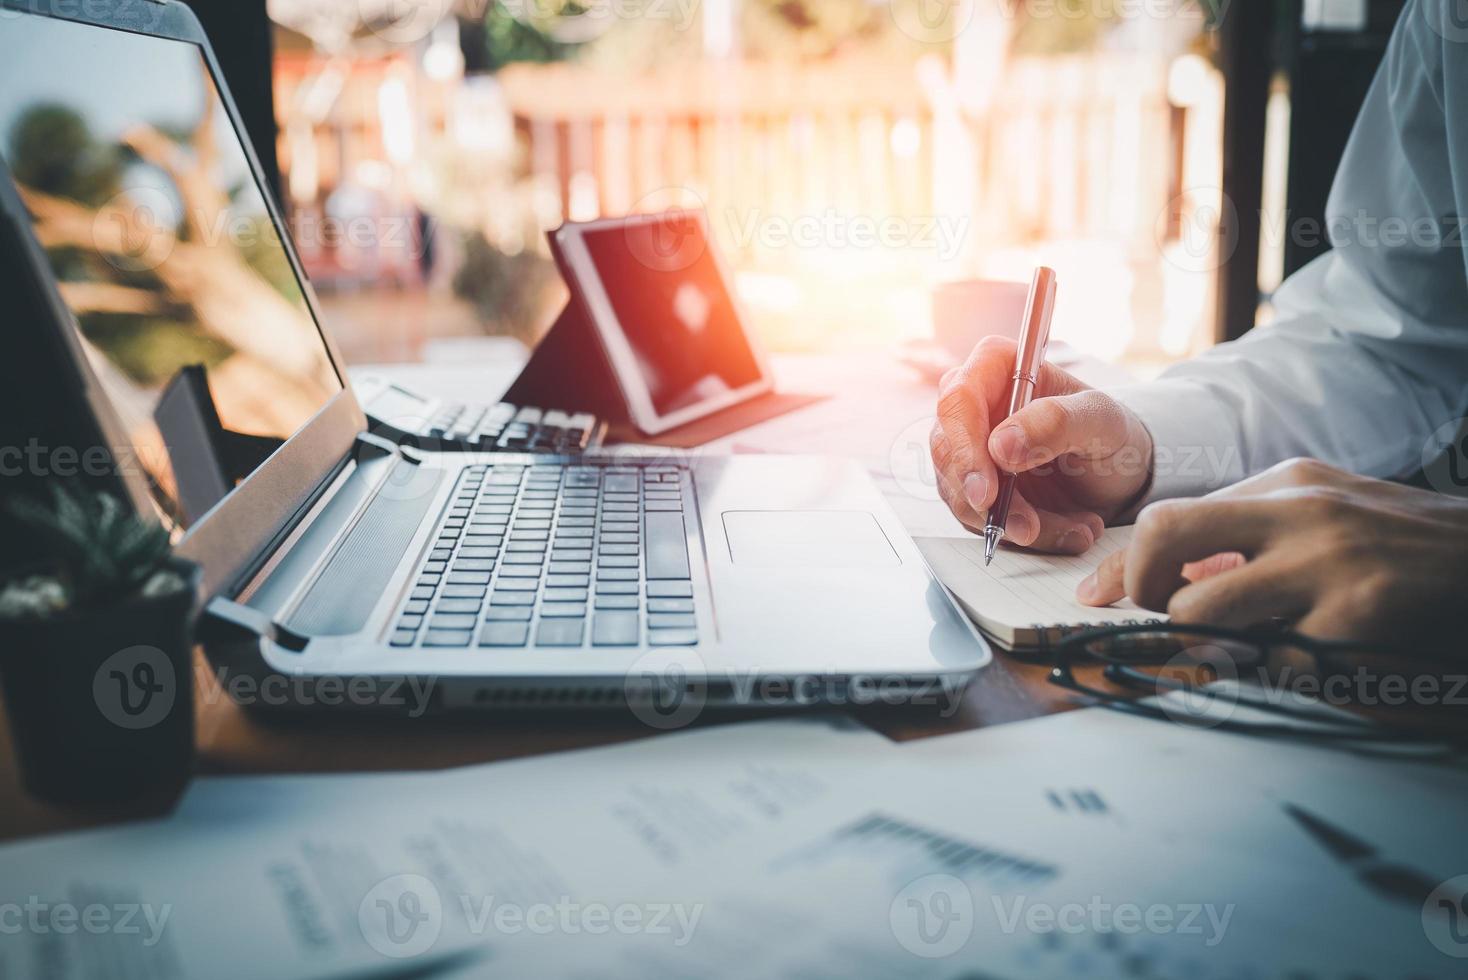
929, 268, 1156, 557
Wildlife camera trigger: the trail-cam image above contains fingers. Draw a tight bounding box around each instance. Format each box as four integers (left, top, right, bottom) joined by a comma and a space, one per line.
1077, 499, 1281, 609
989, 389, 1143, 475
1163, 559, 1314, 628
1016, 508, 1107, 555
931, 338, 1092, 519
1079, 546, 1128, 607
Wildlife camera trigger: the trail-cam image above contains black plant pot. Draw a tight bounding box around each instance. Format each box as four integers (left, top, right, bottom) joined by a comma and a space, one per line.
0, 561, 200, 806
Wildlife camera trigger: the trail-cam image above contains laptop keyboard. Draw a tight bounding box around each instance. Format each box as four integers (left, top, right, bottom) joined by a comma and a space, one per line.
388, 462, 698, 649
419, 403, 604, 454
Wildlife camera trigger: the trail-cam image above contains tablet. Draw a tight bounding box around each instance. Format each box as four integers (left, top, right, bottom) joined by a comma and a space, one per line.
551, 210, 774, 436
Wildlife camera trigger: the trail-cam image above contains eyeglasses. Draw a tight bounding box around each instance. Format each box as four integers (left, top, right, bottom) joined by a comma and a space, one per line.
1047, 623, 1468, 749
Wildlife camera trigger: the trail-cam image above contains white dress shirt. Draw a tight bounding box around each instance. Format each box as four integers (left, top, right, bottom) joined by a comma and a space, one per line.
1110, 0, 1468, 501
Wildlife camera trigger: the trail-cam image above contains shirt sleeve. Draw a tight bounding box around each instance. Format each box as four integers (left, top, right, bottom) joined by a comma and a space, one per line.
1110, 0, 1468, 502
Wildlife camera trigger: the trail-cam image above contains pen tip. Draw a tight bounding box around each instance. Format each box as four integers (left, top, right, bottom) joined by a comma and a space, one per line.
982, 528, 999, 566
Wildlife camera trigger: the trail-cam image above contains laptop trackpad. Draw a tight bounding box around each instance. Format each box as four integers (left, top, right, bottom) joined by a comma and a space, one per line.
722, 511, 899, 568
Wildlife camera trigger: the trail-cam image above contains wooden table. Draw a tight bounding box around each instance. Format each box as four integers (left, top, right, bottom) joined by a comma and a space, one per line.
0, 348, 1117, 843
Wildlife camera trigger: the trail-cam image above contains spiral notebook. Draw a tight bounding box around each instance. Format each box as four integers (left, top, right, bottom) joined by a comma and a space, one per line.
916, 526, 1166, 651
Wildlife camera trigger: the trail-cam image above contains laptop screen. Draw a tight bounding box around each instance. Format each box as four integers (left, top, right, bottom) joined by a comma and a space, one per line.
0, 11, 342, 531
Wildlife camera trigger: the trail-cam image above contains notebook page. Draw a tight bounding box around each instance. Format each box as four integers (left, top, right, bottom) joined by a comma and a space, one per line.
916, 526, 1161, 633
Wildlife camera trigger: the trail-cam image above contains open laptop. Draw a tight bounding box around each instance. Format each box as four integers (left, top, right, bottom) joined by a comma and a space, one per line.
0, 0, 990, 711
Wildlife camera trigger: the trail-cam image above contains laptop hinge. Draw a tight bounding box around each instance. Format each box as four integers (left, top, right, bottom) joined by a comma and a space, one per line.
200, 596, 311, 653
353, 430, 402, 462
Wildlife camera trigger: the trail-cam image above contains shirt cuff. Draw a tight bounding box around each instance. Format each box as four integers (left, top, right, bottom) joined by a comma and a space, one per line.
1106, 380, 1247, 506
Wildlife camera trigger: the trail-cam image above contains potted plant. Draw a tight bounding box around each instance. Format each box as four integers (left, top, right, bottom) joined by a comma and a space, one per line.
0, 486, 199, 805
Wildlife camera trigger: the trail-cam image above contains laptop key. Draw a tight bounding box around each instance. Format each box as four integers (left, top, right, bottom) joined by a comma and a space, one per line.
498, 565, 542, 578
503, 553, 545, 565
423, 630, 473, 647
429, 613, 478, 630
536, 619, 585, 647
597, 581, 639, 595
544, 588, 588, 603
647, 598, 694, 614
479, 622, 530, 647
448, 571, 491, 585
491, 592, 536, 606
646, 512, 691, 580
453, 559, 496, 572
548, 561, 592, 575
404, 599, 430, 615
389, 630, 418, 647
546, 574, 590, 588
597, 568, 638, 581
595, 595, 639, 610
484, 606, 533, 621
437, 598, 483, 614
551, 549, 593, 562
495, 577, 540, 591
599, 544, 639, 556
648, 613, 696, 630
540, 602, 587, 618
647, 581, 694, 598
593, 611, 639, 646
443, 584, 488, 598
598, 555, 639, 568
600, 532, 639, 545
645, 500, 683, 512
648, 629, 698, 647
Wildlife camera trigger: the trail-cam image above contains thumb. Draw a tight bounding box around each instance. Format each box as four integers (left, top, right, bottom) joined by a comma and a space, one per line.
989, 389, 1138, 474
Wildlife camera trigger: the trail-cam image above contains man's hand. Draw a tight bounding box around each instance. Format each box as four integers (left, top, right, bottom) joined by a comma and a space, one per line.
1078, 458, 1468, 646
930, 336, 1155, 553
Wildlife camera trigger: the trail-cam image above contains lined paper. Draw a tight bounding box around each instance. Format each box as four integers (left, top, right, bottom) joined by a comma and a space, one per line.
917, 526, 1166, 648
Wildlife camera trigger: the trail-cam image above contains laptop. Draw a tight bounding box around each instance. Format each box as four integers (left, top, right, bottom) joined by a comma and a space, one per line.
0, 0, 990, 711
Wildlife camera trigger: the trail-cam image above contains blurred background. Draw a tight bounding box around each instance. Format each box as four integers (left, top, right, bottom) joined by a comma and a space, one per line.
234, 0, 1401, 377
